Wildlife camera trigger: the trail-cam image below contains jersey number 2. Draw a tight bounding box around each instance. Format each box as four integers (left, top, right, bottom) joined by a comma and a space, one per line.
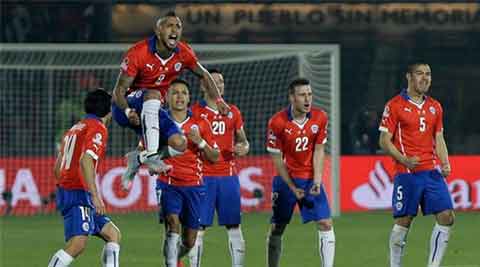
61, 134, 77, 170
295, 137, 309, 152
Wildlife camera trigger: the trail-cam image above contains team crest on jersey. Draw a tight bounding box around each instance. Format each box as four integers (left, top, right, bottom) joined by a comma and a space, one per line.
82, 222, 90, 232
382, 106, 390, 118
93, 133, 102, 145
429, 106, 436, 115
227, 111, 233, 119
174, 62, 182, 72
120, 57, 129, 71
311, 124, 319, 134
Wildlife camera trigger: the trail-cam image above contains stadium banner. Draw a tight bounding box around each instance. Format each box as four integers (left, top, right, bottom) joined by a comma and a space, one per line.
341, 156, 480, 212
1, 156, 478, 215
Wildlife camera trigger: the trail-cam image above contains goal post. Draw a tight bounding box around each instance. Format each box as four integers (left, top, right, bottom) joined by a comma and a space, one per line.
0, 43, 340, 216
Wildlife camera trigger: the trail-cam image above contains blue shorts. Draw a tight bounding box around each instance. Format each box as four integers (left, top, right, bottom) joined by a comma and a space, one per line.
161, 183, 206, 230
156, 179, 168, 222
201, 176, 241, 227
112, 89, 180, 142
56, 187, 111, 242
270, 176, 331, 224
392, 169, 453, 218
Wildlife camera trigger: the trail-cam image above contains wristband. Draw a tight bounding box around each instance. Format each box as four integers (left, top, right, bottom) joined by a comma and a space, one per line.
198, 139, 207, 149
124, 107, 132, 117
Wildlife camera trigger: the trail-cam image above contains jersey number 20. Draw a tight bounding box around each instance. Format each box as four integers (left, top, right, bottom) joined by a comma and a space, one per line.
212, 121, 226, 135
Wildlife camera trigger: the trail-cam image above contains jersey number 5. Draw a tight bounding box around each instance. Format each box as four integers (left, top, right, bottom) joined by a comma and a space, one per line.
61, 134, 77, 170
419, 117, 426, 132
295, 137, 309, 152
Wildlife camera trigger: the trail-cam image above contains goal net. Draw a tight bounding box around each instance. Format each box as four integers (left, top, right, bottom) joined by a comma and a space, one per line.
0, 44, 340, 216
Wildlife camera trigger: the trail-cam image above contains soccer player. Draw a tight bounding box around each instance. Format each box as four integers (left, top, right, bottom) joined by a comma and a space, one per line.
266, 78, 335, 267
379, 63, 454, 267
159, 79, 219, 267
188, 69, 249, 267
48, 89, 121, 267
112, 11, 228, 184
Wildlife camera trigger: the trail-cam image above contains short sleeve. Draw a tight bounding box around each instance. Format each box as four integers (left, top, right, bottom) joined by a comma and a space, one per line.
434, 103, 444, 134
379, 102, 398, 134
315, 114, 328, 145
266, 117, 282, 154
159, 109, 182, 141
83, 126, 107, 161
120, 47, 141, 77
232, 106, 244, 131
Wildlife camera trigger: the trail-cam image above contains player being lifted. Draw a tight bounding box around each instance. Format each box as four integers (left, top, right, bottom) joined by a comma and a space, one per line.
379, 62, 454, 267
48, 89, 121, 267
266, 78, 335, 267
111, 11, 228, 186
188, 69, 249, 267
159, 79, 219, 267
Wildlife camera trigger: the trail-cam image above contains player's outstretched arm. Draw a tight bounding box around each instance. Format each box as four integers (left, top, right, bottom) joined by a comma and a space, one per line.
234, 127, 250, 157
379, 131, 419, 170
311, 143, 325, 195
80, 153, 106, 215
435, 131, 451, 177
270, 152, 304, 200
192, 63, 230, 114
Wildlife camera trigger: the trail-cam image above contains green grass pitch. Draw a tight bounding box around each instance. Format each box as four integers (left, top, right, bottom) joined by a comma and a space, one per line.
1, 212, 478, 266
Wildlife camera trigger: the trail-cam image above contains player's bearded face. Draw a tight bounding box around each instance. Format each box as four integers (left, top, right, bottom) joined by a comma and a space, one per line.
409, 64, 431, 94
157, 17, 182, 50
290, 85, 313, 114
168, 84, 189, 111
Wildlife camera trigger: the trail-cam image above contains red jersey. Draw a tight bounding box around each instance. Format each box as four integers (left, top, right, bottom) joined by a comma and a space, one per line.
266, 107, 328, 179
120, 36, 199, 100
379, 90, 444, 174
57, 116, 108, 190
159, 113, 217, 186
191, 101, 244, 176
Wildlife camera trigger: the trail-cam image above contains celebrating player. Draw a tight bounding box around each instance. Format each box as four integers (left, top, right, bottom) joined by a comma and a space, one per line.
159, 79, 219, 267
112, 11, 228, 185
265, 78, 335, 267
379, 62, 454, 267
188, 69, 249, 267
48, 89, 121, 267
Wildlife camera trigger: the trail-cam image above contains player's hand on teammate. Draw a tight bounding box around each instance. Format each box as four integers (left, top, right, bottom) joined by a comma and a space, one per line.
310, 182, 322, 196
126, 108, 140, 126
92, 195, 106, 215
440, 162, 451, 177
401, 156, 420, 170
216, 98, 231, 115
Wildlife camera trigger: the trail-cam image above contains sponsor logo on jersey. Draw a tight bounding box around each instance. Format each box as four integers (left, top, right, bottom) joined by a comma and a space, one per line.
146, 63, 155, 71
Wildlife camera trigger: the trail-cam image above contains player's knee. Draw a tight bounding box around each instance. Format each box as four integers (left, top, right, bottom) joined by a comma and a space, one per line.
437, 210, 455, 226
394, 216, 413, 228
317, 219, 333, 231
144, 90, 162, 101
165, 215, 181, 232
226, 224, 240, 230
270, 224, 286, 236
67, 236, 88, 256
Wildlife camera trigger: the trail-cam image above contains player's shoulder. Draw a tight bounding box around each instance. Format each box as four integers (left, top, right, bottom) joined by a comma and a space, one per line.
126, 38, 149, 55
269, 109, 288, 126
228, 104, 242, 115
195, 116, 212, 130
84, 118, 107, 135
310, 107, 328, 120
426, 95, 442, 108
385, 94, 405, 109
177, 41, 196, 55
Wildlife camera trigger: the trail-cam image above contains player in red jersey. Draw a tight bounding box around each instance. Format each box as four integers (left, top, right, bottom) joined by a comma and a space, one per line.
47, 89, 121, 267
379, 63, 454, 267
158, 79, 219, 267
188, 69, 249, 267
266, 78, 335, 267
112, 11, 228, 185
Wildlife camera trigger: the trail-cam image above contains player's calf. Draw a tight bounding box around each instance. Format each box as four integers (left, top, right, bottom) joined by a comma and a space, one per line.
47, 236, 88, 267
267, 224, 286, 267
316, 219, 335, 267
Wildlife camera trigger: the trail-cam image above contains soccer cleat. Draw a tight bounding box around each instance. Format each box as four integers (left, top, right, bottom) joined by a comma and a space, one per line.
177, 260, 184, 267
121, 150, 141, 191
142, 154, 172, 174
